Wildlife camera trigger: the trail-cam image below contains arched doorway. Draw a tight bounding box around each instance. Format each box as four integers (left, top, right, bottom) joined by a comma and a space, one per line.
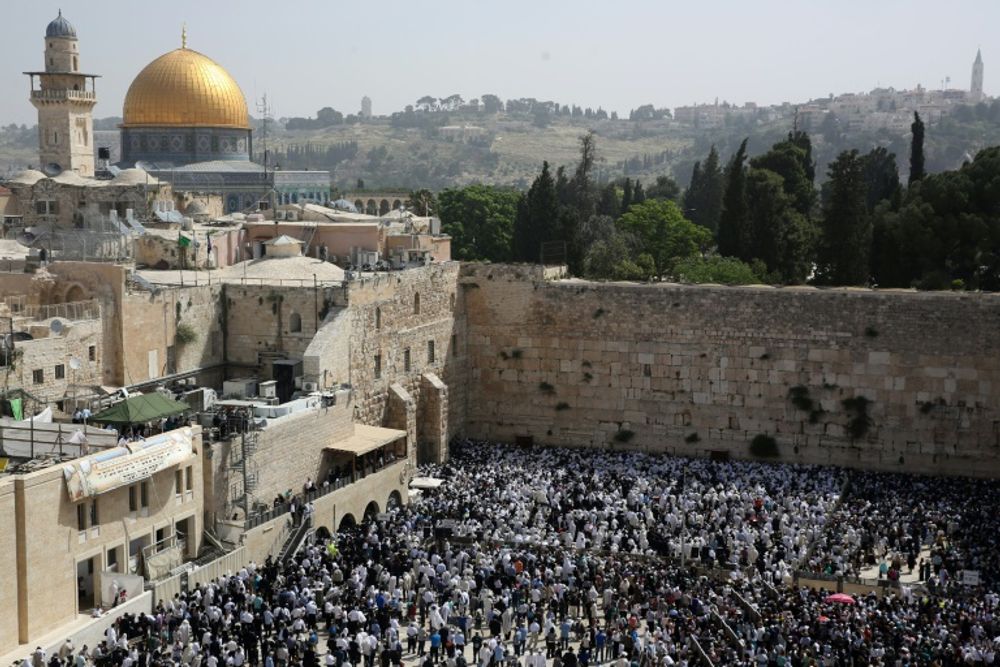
378, 199, 390, 216
366, 200, 377, 216
64, 284, 86, 302
338, 513, 357, 531
392, 199, 402, 211
387, 490, 402, 510
363, 500, 380, 522
354, 199, 364, 211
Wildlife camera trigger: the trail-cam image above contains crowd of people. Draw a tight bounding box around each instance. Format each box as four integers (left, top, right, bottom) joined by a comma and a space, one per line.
25, 440, 1000, 666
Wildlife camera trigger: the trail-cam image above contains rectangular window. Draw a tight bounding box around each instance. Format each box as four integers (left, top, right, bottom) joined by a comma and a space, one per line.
77, 504, 86, 531
185, 466, 193, 491
403, 348, 411, 372
107, 548, 118, 570
32, 369, 44, 384
140, 481, 148, 508
175, 470, 183, 495
427, 340, 436, 364
374, 353, 382, 380
129, 485, 137, 512
55, 364, 65, 380
35, 201, 47, 214
88, 345, 96, 361
89, 499, 98, 526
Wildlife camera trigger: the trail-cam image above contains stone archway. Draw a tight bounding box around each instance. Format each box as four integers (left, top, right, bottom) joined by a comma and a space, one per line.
64, 284, 87, 303
378, 199, 390, 216
338, 513, 357, 531
387, 490, 402, 510
391, 199, 402, 211
354, 199, 364, 211
366, 199, 377, 216
363, 500, 380, 521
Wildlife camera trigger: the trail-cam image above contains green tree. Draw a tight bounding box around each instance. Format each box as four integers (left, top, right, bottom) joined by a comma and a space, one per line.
718, 139, 749, 259
745, 169, 815, 283
621, 178, 633, 212
437, 185, 521, 261
750, 132, 816, 217
684, 146, 724, 233
632, 180, 646, 204
597, 182, 620, 218
616, 199, 711, 277
860, 147, 901, 212
816, 150, 871, 285
513, 161, 560, 262
672, 255, 762, 284
408, 189, 437, 216
909, 111, 925, 185
646, 175, 681, 202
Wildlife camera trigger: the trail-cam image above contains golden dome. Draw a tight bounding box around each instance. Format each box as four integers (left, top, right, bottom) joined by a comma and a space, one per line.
122, 47, 249, 129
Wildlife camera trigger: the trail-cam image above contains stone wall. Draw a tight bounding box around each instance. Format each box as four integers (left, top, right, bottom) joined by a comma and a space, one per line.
6, 314, 102, 406
347, 263, 466, 461
225, 284, 346, 378
0, 479, 19, 656
463, 266, 1000, 477
122, 284, 224, 385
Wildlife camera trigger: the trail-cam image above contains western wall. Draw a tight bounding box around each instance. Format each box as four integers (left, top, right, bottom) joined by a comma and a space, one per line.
460, 264, 1000, 477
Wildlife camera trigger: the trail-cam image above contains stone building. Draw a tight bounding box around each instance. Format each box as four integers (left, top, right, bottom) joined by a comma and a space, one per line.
24, 11, 98, 178
0, 426, 204, 654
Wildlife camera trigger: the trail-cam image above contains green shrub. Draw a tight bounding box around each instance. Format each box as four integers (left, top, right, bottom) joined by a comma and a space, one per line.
684, 432, 700, 444
555, 402, 570, 411
538, 381, 556, 395
175, 322, 197, 345
613, 429, 635, 443
788, 385, 814, 412
749, 434, 779, 458
842, 396, 873, 440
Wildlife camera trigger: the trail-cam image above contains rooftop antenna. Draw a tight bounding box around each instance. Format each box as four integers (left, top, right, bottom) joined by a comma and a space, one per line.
182, 23, 187, 49
257, 93, 275, 212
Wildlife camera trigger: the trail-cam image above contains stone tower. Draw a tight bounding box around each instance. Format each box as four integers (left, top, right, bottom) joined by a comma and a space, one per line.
25, 11, 98, 177
971, 49, 984, 102
361, 96, 372, 119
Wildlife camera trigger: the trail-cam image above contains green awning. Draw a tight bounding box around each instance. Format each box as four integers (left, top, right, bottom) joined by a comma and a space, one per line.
91, 393, 190, 425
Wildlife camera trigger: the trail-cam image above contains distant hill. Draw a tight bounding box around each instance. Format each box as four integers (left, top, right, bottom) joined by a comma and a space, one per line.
2, 105, 998, 189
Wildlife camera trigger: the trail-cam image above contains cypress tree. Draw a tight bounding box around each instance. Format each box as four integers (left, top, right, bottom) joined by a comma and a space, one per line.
717, 139, 749, 259
818, 150, 871, 285
908, 112, 925, 185
621, 178, 633, 213
633, 179, 646, 204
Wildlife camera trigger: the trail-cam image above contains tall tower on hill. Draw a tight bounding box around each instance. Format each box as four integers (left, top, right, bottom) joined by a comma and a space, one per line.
24, 11, 99, 176
971, 49, 984, 102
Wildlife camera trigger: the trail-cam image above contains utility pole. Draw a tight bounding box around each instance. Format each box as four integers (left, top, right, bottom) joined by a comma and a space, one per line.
241, 415, 250, 520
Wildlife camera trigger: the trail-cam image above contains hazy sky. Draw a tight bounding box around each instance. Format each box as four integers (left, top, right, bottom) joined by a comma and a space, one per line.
3, 0, 995, 126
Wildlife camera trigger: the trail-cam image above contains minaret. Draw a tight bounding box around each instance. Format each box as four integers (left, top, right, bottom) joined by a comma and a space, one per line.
24, 11, 99, 176
971, 49, 984, 102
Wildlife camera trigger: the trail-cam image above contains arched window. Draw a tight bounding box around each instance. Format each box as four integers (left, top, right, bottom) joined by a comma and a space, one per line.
289, 312, 302, 333
413, 293, 420, 315
375, 307, 381, 329
73, 56, 78, 71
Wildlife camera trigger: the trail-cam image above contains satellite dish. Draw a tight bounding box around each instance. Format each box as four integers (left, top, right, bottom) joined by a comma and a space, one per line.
50, 319, 64, 334
69, 356, 82, 370
42, 162, 63, 177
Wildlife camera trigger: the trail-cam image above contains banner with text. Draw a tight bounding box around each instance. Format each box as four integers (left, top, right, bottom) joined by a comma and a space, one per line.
63, 428, 193, 501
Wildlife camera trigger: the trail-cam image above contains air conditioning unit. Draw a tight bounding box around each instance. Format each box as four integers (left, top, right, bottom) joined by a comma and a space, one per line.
302, 381, 318, 392
258, 380, 277, 399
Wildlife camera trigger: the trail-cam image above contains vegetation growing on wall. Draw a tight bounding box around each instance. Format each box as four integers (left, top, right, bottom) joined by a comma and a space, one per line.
750, 433, 779, 457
